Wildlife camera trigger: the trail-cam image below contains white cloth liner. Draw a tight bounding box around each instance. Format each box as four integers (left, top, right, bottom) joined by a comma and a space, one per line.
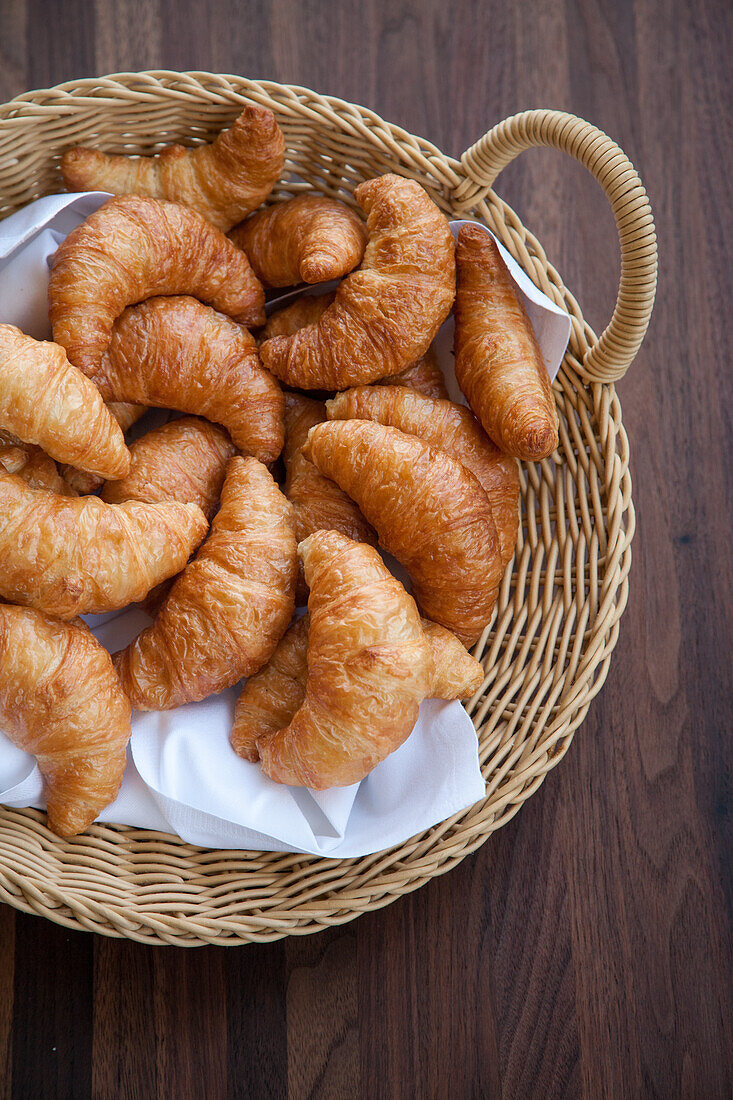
0, 191, 570, 856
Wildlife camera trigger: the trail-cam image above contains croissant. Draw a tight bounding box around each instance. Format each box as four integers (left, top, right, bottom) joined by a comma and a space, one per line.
261, 291, 448, 398
259, 530, 433, 789
61, 105, 285, 232
0, 432, 73, 495
326, 385, 520, 566
0, 474, 208, 619
0, 605, 131, 836
0, 324, 129, 479
259, 291, 335, 343
259, 174, 455, 389
100, 415, 235, 520
302, 421, 502, 645
420, 620, 484, 699
60, 402, 146, 495
284, 393, 376, 547
230, 613, 310, 762
380, 347, 449, 400
454, 226, 559, 461
48, 195, 265, 379
90, 296, 284, 462
230, 612, 483, 763
230, 195, 367, 287
114, 457, 297, 709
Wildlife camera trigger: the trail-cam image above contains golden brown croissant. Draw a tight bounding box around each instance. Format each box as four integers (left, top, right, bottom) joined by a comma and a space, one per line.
284, 393, 376, 548
261, 291, 448, 398
420, 620, 484, 699
90, 296, 284, 462
0, 474, 208, 619
101, 415, 235, 520
230, 611, 483, 764
454, 226, 559, 461
0, 604, 131, 836
0, 432, 74, 495
259, 531, 432, 788
114, 457, 297, 709
61, 105, 285, 232
230, 195, 367, 287
326, 385, 520, 566
302, 421, 502, 645
230, 613, 310, 762
48, 195, 265, 379
259, 291, 335, 343
59, 402, 147, 495
259, 174, 455, 389
0, 324, 129, 479
381, 347, 449, 400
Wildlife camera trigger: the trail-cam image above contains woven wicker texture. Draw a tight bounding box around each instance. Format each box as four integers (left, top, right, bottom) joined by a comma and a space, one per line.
0, 72, 656, 946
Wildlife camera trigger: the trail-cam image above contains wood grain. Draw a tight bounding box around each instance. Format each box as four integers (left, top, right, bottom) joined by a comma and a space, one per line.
0, 0, 731, 1097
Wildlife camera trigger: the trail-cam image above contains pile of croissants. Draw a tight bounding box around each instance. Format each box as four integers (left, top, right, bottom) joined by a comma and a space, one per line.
0, 104, 559, 838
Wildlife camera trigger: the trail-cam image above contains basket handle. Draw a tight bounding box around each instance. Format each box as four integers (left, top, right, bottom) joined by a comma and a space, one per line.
454, 110, 657, 383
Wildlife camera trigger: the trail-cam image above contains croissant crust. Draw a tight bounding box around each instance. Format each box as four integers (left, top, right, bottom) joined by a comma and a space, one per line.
0, 474, 208, 619
61, 105, 285, 232
284, 393, 376, 548
93, 296, 284, 462
454, 226, 558, 461
259, 531, 432, 789
230, 195, 367, 287
0, 605, 131, 836
1, 431, 74, 496
260, 174, 455, 389
230, 613, 310, 763
49, 195, 265, 379
302, 420, 503, 645
114, 457, 298, 709
326, 385, 520, 566
230, 611, 483, 764
101, 415, 236, 520
0, 324, 129, 479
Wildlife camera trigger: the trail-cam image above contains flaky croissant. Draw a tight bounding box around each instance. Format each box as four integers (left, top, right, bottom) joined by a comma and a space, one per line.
0, 605, 131, 836
454, 226, 559, 461
90, 296, 284, 462
0, 431, 74, 495
0, 474, 208, 619
114, 457, 297, 709
421, 620, 484, 699
231, 613, 310, 762
260, 174, 455, 389
381, 347, 449, 400
284, 392, 376, 548
259, 291, 335, 343
49, 195, 265, 379
230, 612, 483, 763
60, 402, 147, 495
326, 385, 520, 566
303, 421, 502, 645
61, 106, 284, 232
101, 416, 235, 520
259, 531, 433, 788
230, 195, 367, 287
0, 324, 129, 479
261, 291, 448, 398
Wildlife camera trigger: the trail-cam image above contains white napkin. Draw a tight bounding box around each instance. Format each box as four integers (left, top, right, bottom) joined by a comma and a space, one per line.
0, 191, 570, 856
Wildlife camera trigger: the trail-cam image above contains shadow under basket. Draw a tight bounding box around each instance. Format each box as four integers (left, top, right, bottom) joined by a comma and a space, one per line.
0, 72, 657, 946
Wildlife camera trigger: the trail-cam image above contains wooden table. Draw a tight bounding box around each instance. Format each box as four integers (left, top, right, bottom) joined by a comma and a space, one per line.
0, 1, 730, 1096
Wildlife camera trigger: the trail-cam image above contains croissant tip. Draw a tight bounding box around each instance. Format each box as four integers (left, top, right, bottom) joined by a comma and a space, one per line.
510, 415, 559, 461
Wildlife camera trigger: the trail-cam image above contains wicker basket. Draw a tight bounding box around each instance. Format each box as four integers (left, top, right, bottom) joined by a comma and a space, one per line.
0, 72, 656, 946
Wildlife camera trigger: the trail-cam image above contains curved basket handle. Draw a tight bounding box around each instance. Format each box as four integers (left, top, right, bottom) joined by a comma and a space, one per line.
454, 110, 657, 384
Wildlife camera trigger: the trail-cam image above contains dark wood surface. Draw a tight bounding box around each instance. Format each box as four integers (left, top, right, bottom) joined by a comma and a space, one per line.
0, 1, 731, 1096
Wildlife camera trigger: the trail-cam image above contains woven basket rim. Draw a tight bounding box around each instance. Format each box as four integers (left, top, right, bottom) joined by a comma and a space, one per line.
0, 72, 648, 945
